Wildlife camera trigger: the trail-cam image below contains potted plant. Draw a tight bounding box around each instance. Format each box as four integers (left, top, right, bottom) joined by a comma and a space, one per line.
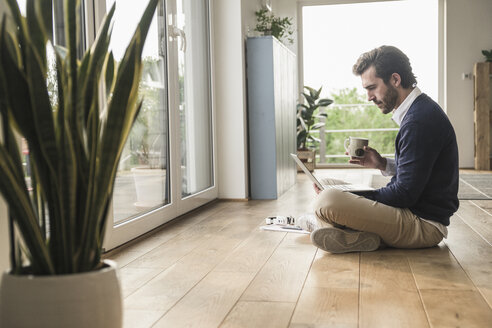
254, 8, 294, 45
482, 49, 492, 74
0, 0, 158, 327
296, 86, 333, 171
482, 49, 492, 62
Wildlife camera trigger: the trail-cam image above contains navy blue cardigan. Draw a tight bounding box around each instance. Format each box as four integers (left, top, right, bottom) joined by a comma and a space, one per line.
363, 94, 459, 226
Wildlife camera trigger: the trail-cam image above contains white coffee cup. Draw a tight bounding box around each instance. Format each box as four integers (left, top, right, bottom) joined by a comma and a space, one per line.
344, 137, 369, 158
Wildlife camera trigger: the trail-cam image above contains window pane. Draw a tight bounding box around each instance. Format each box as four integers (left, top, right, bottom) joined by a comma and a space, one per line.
108, 0, 170, 223
302, 0, 438, 164
177, 0, 213, 197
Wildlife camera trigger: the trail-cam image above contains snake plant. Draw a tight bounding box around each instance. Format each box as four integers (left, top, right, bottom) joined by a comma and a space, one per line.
0, 0, 158, 275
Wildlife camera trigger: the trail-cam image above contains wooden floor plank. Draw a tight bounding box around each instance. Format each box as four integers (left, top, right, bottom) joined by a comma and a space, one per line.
107, 250, 142, 268
420, 289, 492, 327
124, 222, 258, 311
359, 251, 429, 328
124, 211, 239, 269
456, 200, 492, 245
152, 271, 255, 328
123, 309, 164, 328
106, 200, 228, 262
123, 227, 216, 269
290, 287, 359, 327
406, 244, 492, 326
214, 229, 286, 273
304, 251, 360, 289
220, 301, 295, 328
118, 267, 162, 298
472, 199, 492, 214
290, 250, 360, 327
406, 245, 476, 291
240, 233, 317, 303
445, 213, 492, 307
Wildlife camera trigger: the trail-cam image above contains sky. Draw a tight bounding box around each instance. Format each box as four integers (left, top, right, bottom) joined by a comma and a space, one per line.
106, 0, 160, 60
302, 0, 438, 100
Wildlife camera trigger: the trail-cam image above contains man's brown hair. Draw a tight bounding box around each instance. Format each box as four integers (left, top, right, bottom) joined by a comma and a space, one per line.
352, 45, 417, 89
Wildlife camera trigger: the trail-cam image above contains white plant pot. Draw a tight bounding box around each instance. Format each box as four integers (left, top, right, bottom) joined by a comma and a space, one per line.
0, 260, 122, 328
131, 167, 166, 209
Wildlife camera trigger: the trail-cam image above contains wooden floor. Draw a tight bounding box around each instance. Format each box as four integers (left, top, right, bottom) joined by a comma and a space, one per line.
107, 171, 492, 328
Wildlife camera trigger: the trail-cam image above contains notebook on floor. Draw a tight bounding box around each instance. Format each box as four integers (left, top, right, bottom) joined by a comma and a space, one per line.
290, 153, 375, 192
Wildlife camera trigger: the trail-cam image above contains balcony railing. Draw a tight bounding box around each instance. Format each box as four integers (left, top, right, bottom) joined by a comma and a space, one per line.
313, 103, 399, 166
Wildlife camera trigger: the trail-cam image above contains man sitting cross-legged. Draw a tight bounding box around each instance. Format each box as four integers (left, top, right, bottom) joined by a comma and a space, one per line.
299, 45, 459, 254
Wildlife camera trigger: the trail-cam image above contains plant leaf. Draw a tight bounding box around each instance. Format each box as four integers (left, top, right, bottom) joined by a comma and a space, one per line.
26, 0, 48, 71
0, 146, 54, 274
317, 98, 333, 107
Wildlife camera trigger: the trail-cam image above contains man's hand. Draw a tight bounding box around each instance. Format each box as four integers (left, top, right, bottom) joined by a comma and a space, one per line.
347, 146, 387, 170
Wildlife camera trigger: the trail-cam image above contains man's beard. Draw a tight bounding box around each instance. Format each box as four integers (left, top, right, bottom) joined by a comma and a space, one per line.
380, 83, 399, 114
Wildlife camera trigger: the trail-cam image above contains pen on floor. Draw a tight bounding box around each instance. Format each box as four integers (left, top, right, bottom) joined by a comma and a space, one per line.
281, 225, 303, 230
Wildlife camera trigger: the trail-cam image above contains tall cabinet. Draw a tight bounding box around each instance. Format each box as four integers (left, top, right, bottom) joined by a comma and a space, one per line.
246, 36, 297, 199
473, 62, 491, 170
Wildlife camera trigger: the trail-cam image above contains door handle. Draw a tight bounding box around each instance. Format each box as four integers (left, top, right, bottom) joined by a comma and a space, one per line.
169, 26, 186, 52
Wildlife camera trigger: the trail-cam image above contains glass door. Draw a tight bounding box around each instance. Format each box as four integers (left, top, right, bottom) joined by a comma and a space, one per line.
99, 0, 216, 249
167, 0, 216, 213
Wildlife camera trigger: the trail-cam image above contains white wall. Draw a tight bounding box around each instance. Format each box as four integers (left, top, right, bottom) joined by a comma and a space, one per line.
213, 0, 249, 199
0, 0, 10, 278
445, 0, 492, 168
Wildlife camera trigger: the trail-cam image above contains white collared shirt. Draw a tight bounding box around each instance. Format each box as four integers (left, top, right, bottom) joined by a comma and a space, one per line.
391, 87, 422, 126
380, 87, 448, 238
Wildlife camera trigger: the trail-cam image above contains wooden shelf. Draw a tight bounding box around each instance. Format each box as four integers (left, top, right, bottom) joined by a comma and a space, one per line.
473, 62, 491, 170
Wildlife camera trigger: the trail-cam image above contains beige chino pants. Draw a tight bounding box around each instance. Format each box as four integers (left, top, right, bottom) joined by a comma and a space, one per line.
312, 189, 444, 248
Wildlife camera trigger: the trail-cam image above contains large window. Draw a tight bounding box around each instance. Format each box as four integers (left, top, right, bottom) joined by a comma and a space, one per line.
302, 0, 439, 164
104, 0, 216, 249
14, 0, 216, 249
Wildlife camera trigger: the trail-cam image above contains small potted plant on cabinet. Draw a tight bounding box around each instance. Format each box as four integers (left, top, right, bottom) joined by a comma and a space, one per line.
482, 49, 492, 73
254, 8, 294, 45
0, 0, 158, 327
297, 86, 333, 171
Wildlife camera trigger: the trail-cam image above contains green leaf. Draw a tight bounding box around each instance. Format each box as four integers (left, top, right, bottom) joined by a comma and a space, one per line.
80, 3, 115, 125
35, 0, 53, 40
302, 92, 315, 106
317, 98, 333, 107
5, 0, 26, 37
25, 42, 59, 176
304, 86, 316, 98
0, 146, 54, 274
26, 0, 48, 71
105, 52, 115, 96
